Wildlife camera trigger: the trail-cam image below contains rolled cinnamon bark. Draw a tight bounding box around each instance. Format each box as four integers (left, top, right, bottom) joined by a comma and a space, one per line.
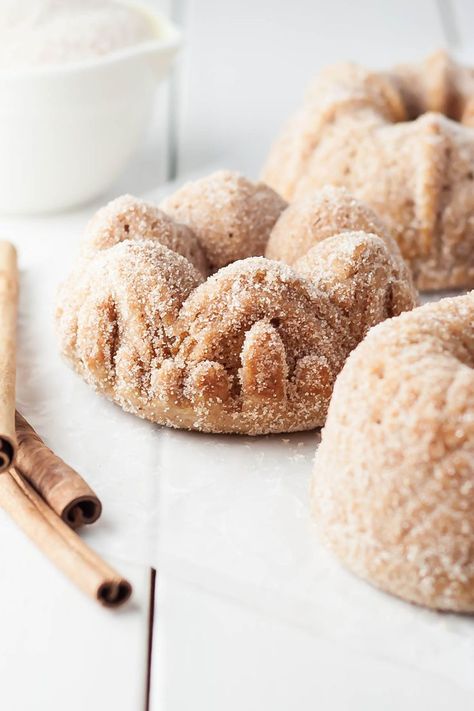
15, 411, 102, 529
0, 469, 132, 607
0, 242, 18, 472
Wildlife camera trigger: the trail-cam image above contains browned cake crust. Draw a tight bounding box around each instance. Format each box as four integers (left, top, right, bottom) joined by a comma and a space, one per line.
262, 51, 474, 291
56, 171, 417, 435
312, 291, 474, 611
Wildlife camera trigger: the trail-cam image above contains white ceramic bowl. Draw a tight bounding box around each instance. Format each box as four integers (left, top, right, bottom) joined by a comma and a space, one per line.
0, 5, 180, 214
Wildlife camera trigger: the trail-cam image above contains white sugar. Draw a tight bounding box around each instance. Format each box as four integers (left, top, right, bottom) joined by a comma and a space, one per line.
0, 0, 156, 70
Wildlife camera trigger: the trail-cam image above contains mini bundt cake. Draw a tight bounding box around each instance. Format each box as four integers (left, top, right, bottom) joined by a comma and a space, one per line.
266, 185, 400, 265
82, 193, 209, 275
312, 291, 474, 611
160, 170, 288, 270
56, 171, 417, 435
262, 51, 474, 291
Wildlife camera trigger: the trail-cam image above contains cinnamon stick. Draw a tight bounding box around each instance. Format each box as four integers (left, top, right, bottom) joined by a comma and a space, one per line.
0, 469, 132, 607
0, 242, 18, 472
15, 411, 102, 529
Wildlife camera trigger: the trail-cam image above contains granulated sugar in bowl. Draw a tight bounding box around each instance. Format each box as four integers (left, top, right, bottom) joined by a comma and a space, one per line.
0, 0, 181, 214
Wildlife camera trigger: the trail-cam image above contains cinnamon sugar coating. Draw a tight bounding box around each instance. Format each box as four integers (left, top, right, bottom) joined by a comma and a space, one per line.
262, 51, 474, 291
56, 177, 417, 435
83, 194, 208, 276
312, 291, 474, 611
56, 240, 204, 411
160, 170, 287, 270
266, 186, 398, 264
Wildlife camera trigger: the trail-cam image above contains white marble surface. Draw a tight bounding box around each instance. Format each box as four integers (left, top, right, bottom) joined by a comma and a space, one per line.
0, 516, 151, 711
153, 577, 474, 711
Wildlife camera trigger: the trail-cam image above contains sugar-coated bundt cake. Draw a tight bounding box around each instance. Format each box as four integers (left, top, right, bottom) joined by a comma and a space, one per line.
160, 170, 288, 270
266, 185, 399, 265
262, 51, 474, 291
56, 170, 417, 435
312, 291, 474, 611
82, 193, 209, 275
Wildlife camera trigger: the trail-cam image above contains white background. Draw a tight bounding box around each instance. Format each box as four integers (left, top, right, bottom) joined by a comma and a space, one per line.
1, 2, 474, 710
